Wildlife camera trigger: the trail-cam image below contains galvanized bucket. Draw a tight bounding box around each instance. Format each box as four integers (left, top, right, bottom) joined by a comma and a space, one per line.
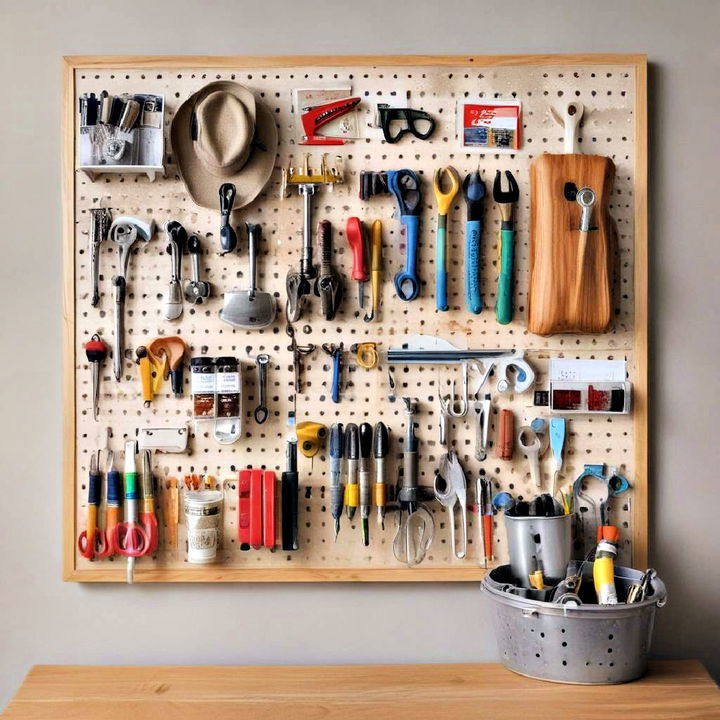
481, 565, 667, 684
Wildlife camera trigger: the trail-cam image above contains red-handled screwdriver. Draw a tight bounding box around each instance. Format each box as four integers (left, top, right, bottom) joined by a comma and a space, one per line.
346, 217, 368, 309
84, 333, 108, 421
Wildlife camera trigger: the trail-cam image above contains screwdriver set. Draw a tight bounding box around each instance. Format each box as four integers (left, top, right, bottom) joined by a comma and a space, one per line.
64, 55, 647, 582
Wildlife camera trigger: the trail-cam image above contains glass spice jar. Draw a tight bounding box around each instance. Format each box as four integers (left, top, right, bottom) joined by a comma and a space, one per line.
215, 356, 241, 418
190, 357, 216, 418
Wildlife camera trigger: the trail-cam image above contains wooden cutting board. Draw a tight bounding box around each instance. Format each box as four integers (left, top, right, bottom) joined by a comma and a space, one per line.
527, 133, 616, 335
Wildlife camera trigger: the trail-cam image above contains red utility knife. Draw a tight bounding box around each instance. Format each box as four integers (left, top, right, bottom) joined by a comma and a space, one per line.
238, 469, 276, 551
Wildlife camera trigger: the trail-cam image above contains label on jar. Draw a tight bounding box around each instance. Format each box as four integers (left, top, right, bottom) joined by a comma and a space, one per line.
216, 371, 240, 393
191, 373, 216, 393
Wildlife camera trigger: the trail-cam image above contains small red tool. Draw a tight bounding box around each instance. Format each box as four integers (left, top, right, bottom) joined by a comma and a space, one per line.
238, 469, 276, 551
496, 409, 515, 461
346, 217, 369, 309
300, 97, 361, 145
84, 333, 108, 421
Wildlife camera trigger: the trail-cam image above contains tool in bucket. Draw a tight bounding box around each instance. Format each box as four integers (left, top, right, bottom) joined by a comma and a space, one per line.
434, 450, 467, 560
321, 343, 343, 404
387, 335, 536, 395
493, 170, 519, 325
463, 170, 486, 314
364, 220, 383, 322
88, 207, 112, 307
314, 220, 343, 321
393, 398, 434, 566
281, 153, 343, 322
109, 216, 155, 381
220, 223, 277, 329
433, 166, 460, 311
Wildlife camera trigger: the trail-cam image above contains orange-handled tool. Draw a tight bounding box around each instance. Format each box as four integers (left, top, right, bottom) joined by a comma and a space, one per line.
136, 346, 153, 407
139, 450, 159, 554
363, 220, 382, 322
97, 446, 121, 557
346, 217, 368, 310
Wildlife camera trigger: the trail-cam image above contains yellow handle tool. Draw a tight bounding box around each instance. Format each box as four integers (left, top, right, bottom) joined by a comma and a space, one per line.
364, 220, 383, 322
136, 346, 154, 407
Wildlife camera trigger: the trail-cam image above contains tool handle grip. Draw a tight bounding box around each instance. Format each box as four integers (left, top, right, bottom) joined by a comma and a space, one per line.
281, 471, 299, 551
330, 483, 344, 522
483, 514, 493, 560
169, 366, 184, 397
435, 220, 448, 311
370, 220, 382, 270
346, 217, 367, 281
344, 483, 359, 508
138, 355, 153, 405
139, 510, 159, 555
263, 471, 276, 550
464, 219, 483, 314
331, 351, 341, 404
393, 215, 420, 301
496, 229, 514, 325
124, 471, 139, 500
372, 483, 387, 508
107, 470, 123, 505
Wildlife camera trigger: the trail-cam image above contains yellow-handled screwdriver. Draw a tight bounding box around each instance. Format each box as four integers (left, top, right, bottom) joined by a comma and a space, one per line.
364, 220, 382, 322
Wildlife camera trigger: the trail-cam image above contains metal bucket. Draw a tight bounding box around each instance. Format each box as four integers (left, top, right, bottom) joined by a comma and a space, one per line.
481, 565, 667, 684
504, 513, 573, 587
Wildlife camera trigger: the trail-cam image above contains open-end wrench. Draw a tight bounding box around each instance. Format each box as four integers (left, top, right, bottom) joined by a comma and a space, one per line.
389, 170, 422, 302
184, 235, 211, 304
253, 354, 270, 424
88, 208, 111, 307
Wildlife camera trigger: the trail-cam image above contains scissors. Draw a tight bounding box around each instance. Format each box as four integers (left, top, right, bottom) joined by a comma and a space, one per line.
433, 450, 467, 559
77, 449, 109, 559
112, 441, 150, 583
433, 166, 460, 311
388, 170, 422, 302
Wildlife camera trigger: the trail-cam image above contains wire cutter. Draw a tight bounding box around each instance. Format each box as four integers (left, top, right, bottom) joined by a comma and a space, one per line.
433, 166, 460, 311
433, 450, 467, 559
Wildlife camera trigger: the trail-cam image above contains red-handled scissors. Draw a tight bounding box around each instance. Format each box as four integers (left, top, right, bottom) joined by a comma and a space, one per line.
77, 450, 109, 559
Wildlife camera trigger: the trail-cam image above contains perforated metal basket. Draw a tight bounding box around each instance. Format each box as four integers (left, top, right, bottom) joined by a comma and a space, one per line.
481, 565, 667, 684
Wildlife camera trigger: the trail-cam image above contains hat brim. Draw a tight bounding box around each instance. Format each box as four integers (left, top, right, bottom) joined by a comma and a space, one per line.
171, 81, 278, 211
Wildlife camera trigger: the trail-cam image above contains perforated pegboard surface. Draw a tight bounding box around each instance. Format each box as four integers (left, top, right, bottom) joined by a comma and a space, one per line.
71, 60, 640, 578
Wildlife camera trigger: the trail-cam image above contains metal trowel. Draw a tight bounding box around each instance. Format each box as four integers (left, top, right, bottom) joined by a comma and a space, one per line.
220, 223, 277, 329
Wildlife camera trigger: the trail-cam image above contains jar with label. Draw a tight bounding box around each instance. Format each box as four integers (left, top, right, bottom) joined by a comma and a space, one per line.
215, 357, 241, 418
191, 357, 216, 419
214, 357, 242, 445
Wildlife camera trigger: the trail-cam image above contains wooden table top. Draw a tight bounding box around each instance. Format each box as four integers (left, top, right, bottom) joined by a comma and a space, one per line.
3, 661, 719, 719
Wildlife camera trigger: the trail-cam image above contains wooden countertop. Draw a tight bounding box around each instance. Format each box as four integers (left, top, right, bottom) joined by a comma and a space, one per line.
3, 661, 719, 719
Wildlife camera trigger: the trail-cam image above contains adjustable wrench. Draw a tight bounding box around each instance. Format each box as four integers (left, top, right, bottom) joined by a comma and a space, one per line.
88, 208, 111, 307
163, 221, 186, 320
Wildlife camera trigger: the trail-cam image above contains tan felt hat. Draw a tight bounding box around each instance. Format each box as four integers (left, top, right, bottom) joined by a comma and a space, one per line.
171, 81, 278, 210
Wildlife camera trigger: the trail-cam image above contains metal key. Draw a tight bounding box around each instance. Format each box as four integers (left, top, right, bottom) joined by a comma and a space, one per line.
184, 235, 211, 304
254, 354, 270, 424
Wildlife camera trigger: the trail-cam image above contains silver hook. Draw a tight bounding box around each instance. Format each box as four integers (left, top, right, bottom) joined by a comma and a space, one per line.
441, 362, 469, 418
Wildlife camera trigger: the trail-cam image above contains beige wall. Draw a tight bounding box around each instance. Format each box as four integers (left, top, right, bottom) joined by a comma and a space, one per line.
1, 0, 718, 707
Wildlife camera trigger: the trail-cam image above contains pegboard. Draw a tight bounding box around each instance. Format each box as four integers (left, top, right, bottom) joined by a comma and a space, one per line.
62, 55, 648, 582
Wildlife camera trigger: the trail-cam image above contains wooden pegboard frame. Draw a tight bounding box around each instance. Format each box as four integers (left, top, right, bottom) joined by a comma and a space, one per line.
62, 54, 648, 582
